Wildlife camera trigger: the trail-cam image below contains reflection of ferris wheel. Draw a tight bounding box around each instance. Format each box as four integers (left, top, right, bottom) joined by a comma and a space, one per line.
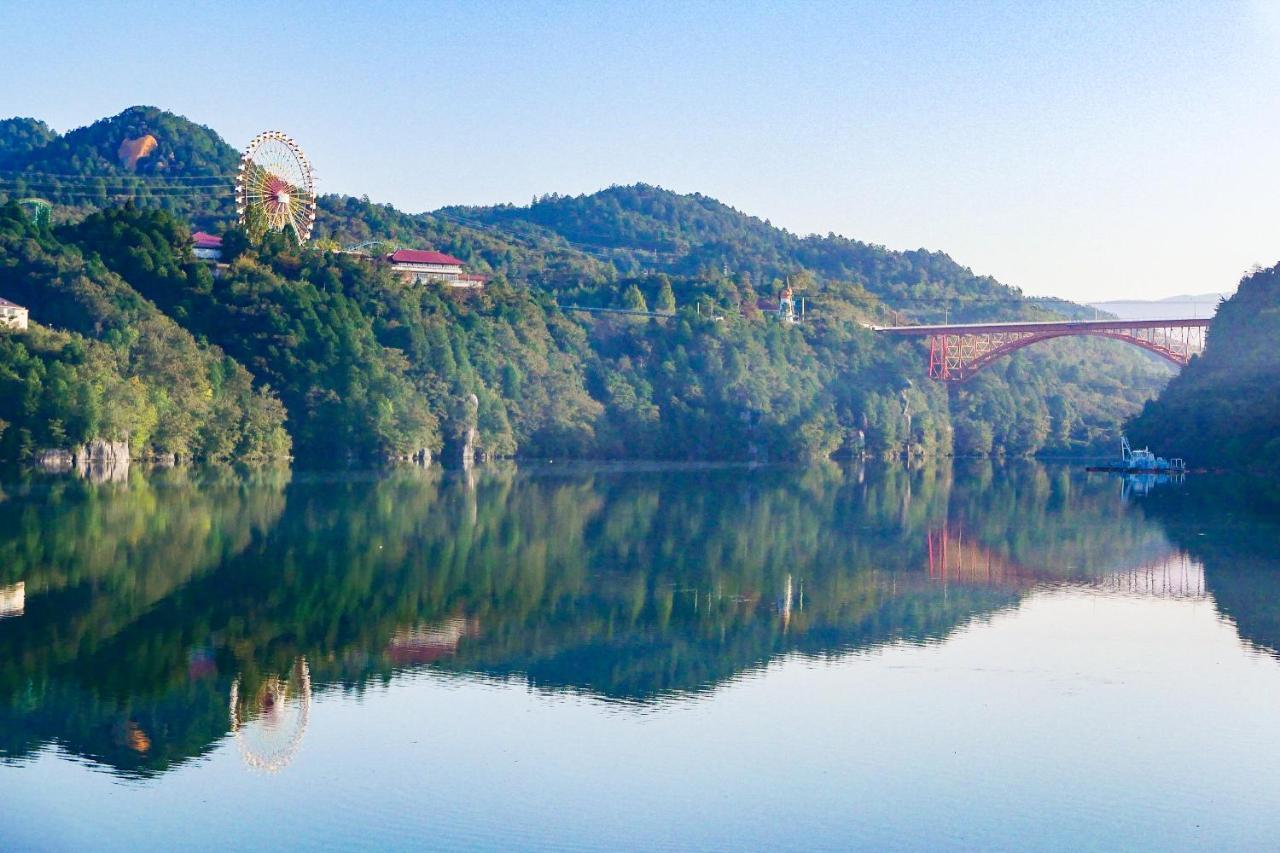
235, 131, 316, 242
229, 658, 312, 772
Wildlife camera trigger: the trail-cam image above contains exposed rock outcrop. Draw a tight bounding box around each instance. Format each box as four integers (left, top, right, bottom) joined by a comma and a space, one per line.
442, 394, 480, 468
117, 134, 157, 168
35, 448, 74, 472
383, 447, 433, 466
75, 439, 130, 483
36, 440, 130, 481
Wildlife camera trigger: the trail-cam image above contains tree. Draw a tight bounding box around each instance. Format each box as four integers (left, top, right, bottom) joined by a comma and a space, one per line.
654, 276, 676, 313
622, 284, 648, 312
243, 202, 268, 245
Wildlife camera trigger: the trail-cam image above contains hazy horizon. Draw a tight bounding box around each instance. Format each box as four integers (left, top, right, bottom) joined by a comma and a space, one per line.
5, 0, 1280, 302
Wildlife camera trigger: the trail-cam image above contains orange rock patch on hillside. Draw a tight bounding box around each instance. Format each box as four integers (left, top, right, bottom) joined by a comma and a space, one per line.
117, 134, 158, 168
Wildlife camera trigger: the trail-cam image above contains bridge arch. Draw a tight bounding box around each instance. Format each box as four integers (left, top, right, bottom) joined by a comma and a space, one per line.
874, 318, 1209, 381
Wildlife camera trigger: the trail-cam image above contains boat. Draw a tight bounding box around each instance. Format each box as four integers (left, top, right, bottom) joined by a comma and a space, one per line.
1086, 436, 1187, 474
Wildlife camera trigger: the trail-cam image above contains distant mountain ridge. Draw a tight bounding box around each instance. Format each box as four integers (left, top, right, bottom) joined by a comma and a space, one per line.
1090, 292, 1230, 321
440, 184, 1071, 324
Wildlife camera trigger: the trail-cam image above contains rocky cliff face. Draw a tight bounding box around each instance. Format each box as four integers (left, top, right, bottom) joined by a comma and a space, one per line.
36, 439, 130, 482
76, 439, 129, 483
34, 448, 74, 471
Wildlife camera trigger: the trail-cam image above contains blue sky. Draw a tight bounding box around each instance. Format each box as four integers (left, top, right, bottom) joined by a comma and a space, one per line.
4, 0, 1279, 300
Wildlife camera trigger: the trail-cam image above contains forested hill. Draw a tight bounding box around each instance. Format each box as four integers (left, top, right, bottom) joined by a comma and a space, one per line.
0, 106, 1175, 464
0, 107, 238, 229
440, 185, 1085, 323
1129, 264, 1280, 468
0, 108, 1094, 322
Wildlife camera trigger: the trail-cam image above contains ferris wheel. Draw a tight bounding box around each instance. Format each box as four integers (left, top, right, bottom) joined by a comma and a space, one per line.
235, 131, 317, 242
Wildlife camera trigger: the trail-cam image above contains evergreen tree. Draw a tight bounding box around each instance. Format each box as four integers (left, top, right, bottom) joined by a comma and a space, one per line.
655, 275, 676, 312
622, 284, 648, 312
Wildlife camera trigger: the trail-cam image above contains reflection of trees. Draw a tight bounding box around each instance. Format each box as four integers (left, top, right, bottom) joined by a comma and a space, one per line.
945, 461, 1177, 579
1139, 477, 1280, 656
0, 467, 289, 774
420, 463, 1004, 698
0, 460, 1207, 776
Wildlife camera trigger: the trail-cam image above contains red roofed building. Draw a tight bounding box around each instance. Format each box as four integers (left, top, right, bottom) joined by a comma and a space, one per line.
388, 249, 484, 288
385, 617, 479, 665
191, 231, 223, 262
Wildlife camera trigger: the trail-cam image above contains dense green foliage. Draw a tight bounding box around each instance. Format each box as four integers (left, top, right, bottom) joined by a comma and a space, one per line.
1129, 265, 1280, 468
0, 118, 58, 165
314, 194, 614, 289
0, 203, 289, 460
334, 186, 1172, 458
0, 324, 143, 457
0, 106, 1177, 462
0, 106, 237, 229
71, 207, 439, 460
446, 184, 1091, 322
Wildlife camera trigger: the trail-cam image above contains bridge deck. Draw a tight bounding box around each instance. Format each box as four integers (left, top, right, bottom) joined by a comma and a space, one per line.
874, 317, 1210, 335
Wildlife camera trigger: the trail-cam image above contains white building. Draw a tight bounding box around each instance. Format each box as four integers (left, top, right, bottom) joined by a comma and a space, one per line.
387, 249, 484, 288
0, 297, 28, 331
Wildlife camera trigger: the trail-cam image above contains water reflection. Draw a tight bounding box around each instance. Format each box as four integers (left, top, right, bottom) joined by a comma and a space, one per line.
925, 524, 1205, 598
1122, 471, 1185, 498
0, 460, 1274, 778
0, 582, 22, 618
229, 659, 311, 773
1137, 475, 1280, 653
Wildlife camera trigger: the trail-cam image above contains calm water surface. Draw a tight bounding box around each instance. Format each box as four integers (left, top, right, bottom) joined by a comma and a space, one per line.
2, 461, 1279, 850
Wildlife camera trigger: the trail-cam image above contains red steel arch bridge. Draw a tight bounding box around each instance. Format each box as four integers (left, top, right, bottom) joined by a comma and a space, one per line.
874, 317, 1210, 381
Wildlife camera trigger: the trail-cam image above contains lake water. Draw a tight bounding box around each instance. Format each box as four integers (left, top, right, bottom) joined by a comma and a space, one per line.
2, 461, 1279, 850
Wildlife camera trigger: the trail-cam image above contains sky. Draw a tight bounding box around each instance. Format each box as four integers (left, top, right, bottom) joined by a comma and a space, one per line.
3, 0, 1280, 301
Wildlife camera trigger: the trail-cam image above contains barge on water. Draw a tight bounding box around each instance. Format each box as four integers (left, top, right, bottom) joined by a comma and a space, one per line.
1087, 437, 1187, 474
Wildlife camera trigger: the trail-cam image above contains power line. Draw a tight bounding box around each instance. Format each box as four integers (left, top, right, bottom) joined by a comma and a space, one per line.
0, 190, 234, 201
564, 304, 676, 318
427, 208, 632, 264
0, 182, 234, 194
0, 184, 234, 193
0, 169, 237, 182
0, 181, 234, 191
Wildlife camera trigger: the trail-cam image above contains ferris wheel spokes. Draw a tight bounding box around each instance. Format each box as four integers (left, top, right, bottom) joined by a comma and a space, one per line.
235, 131, 316, 242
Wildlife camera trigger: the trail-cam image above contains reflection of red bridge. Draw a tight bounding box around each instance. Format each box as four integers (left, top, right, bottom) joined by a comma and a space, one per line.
927, 527, 1038, 588
876, 318, 1209, 381
926, 526, 1205, 598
